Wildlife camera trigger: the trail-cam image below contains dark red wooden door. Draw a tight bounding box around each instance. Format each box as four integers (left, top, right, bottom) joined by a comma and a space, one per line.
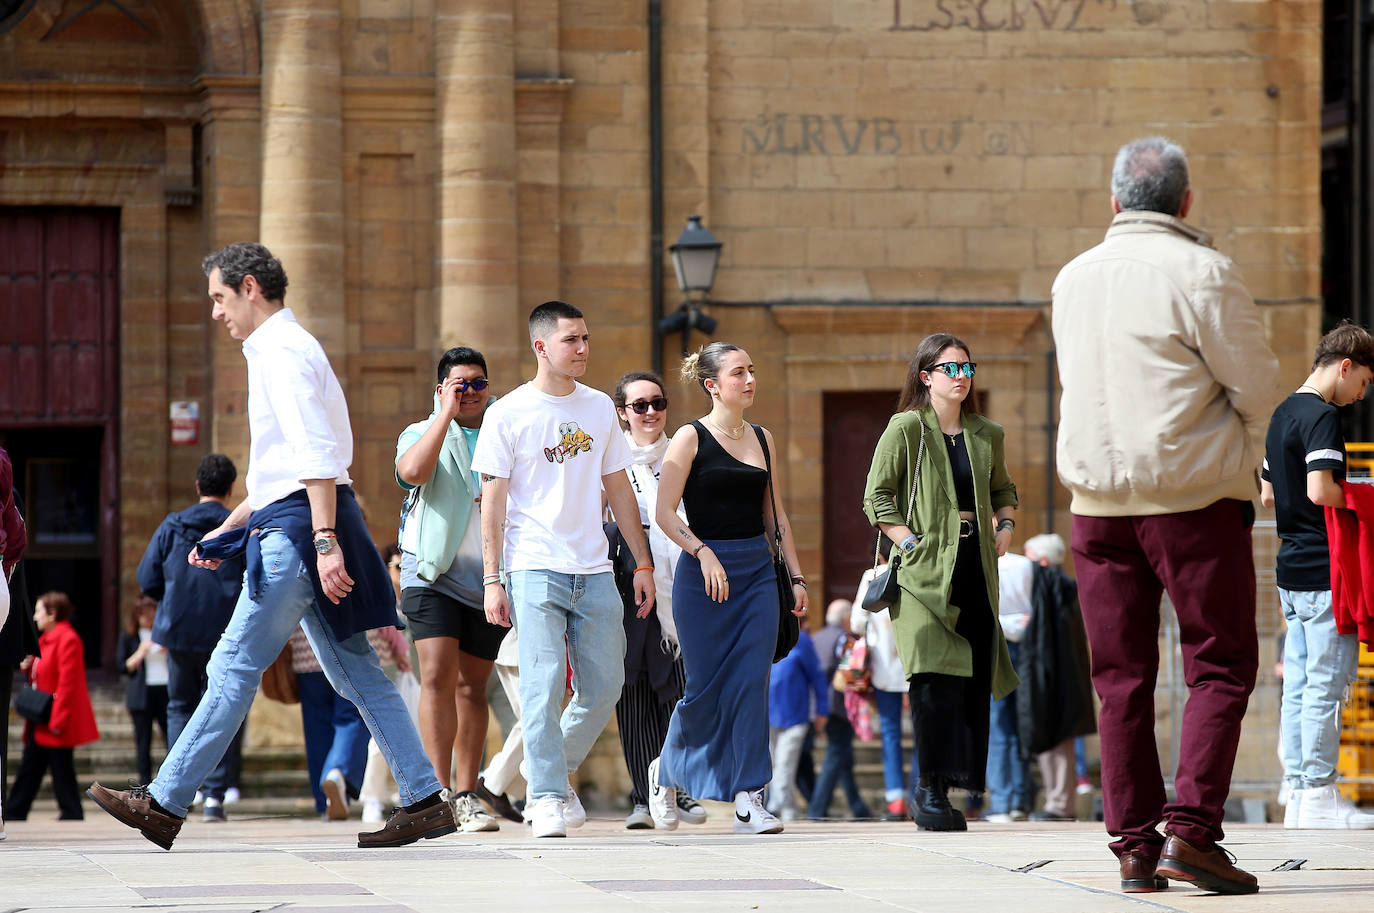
823, 390, 900, 605
0, 207, 120, 666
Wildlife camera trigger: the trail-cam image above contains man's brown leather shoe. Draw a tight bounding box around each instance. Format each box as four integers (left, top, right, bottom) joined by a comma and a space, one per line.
357, 797, 457, 848
87, 781, 183, 851
1155, 831, 1258, 894
1119, 850, 1167, 892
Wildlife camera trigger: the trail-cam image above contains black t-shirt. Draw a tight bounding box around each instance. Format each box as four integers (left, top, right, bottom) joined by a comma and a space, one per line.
1262, 392, 1346, 590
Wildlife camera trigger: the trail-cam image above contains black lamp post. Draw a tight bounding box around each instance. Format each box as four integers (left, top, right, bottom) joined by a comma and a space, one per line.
659, 215, 722, 356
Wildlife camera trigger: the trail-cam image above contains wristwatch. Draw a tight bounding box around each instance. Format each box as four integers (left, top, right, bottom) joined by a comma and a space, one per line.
313, 533, 338, 555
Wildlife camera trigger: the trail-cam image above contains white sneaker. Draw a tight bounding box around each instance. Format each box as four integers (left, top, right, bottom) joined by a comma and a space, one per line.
224, 787, 241, 805
733, 790, 783, 835
361, 800, 386, 824
192, 790, 204, 808
564, 785, 587, 829
626, 804, 654, 829
453, 792, 500, 833
1277, 780, 1291, 807
646, 757, 678, 830
984, 812, 1013, 824
529, 796, 567, 838
322, 768, 350, 820
676, 794, 707, 825
1294, 784, 1374, 829
1283, 784, 1303, 828
1009, 809, 1029, 822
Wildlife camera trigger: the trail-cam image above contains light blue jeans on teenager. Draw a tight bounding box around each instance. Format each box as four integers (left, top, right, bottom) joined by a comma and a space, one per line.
986, 643, 1029, 814
873, 689, 907, 803
151, 531, 440, 816
509, 570, 625, 803
1279, 588, 1359, 789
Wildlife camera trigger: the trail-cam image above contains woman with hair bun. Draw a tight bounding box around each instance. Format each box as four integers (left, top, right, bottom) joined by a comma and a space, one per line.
862, 332, 1019, 832
646, 342, 808, 835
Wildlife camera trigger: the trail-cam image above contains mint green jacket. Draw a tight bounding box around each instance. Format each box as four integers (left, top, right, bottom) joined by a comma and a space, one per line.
395, 396, 478, 583
862, 407, 1020, 700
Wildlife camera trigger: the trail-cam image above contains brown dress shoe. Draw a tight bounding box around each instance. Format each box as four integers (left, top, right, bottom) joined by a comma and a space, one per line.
1119, 850, 1167, 892
1155, 831, 1259, 894
357, 796, 457, 848
475, 775, 525, 824
87, 782, 183, 851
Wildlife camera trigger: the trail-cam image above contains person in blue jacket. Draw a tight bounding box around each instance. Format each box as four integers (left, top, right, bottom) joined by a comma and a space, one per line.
766, 629, 829, 821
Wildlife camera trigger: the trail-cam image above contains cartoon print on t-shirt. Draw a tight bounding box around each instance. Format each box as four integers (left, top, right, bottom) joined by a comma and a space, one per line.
544, 421, 595, 464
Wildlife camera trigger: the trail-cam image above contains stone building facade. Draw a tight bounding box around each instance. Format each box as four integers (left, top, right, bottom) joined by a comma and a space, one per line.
0, 0, 1319, 772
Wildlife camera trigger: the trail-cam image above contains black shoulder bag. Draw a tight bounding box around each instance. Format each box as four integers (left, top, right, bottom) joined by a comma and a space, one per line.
861, 422, 924, 612
754, 425, 800, 662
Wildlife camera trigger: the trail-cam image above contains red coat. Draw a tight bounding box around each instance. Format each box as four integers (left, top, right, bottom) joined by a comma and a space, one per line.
26, 620, 99, 748
1323, 482, 1374, 649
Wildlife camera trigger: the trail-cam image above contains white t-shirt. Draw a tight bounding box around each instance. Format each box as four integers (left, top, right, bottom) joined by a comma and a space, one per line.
471, 381, 632, 575
997, 551, 1034, 643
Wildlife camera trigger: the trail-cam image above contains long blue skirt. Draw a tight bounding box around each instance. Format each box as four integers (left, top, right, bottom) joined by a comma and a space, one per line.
657, 535, 776, 800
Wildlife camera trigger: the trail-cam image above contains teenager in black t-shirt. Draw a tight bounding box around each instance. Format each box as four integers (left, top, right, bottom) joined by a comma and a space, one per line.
1259, 321, 1374, 830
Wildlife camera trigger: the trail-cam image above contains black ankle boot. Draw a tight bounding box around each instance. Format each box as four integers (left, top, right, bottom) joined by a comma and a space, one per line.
913, 775, 967, 832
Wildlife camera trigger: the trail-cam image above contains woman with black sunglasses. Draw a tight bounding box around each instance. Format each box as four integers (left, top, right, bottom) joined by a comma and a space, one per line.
607, 371, 707, 830
861, 332, 1020, 831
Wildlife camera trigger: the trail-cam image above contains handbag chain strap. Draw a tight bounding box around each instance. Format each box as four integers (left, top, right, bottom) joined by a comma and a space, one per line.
754, 424, 788, 561
873, 424, 924, 569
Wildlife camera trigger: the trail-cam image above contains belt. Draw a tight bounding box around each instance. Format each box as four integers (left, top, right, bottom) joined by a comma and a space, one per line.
958, 518, 974, 539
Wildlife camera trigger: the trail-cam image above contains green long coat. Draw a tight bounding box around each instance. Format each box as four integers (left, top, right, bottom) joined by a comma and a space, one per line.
862, 407, 1020, 700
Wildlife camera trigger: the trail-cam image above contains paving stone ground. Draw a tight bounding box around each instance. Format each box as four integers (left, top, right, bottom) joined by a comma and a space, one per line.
2, 805, 1371, 913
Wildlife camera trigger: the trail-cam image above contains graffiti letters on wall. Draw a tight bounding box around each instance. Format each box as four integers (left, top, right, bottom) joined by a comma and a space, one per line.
740, 115, 1032, 157
890, 0, 1167, 32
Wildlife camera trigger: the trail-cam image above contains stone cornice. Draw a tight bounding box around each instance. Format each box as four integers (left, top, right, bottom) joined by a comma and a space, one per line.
769, 303, 1044, 339
0, 78, 201, 120
342, 76, 435, 122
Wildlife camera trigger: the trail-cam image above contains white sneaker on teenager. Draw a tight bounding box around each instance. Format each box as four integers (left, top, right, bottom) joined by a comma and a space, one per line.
646, 757, 678, 830
676, 793, 708, 825
564, 785, 587, 829
1283, 784, 1303, 828
1295, 784, 1374, 829
626, 804, 654, 829
733, 790, 783, 835
529, 796, 567, 838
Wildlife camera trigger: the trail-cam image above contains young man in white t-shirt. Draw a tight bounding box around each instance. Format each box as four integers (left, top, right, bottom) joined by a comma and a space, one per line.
471, 300, 655, 838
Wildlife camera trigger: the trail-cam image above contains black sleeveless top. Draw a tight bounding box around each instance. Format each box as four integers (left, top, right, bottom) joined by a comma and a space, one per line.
945, 431, 976, 512
681, 420, 769, 540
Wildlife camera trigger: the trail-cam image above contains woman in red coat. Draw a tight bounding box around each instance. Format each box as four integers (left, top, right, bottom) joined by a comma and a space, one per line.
7, 591, 99, 819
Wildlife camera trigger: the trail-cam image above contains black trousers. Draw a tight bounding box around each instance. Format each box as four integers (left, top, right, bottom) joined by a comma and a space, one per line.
616, 660, 687, 806
129, 684, 169, 783
908, 534, 994, 793
6, 735, 83, 819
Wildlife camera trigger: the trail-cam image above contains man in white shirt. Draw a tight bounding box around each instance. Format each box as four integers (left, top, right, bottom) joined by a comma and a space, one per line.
90, 242, 453, 851
471, 300, 655, 838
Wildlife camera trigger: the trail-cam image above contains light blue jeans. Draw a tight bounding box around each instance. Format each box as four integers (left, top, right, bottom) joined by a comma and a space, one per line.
986, 643, 1029, 814
873, 689, 907, 802
151, 530, 440, 816
1279, 588, 1358, 789
509, 570, 625, 802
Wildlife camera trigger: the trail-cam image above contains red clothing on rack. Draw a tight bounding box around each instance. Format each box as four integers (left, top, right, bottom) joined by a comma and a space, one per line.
1323, 481, 1374, 648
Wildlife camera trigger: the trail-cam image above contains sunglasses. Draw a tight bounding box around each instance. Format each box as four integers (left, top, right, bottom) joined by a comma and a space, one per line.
444, 378, 489, 393
626, 397, 669, 414
929, 361, 976, 379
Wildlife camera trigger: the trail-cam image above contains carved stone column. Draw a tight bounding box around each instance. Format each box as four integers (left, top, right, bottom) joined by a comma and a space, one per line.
259, 0, 346, 358
434, 0, 521, 384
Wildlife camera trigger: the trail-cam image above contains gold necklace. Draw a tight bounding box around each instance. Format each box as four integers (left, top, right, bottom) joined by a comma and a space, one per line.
708, 416, 747, 440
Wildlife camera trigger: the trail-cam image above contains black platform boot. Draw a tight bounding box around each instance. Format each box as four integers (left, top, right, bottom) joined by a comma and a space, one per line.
912, 775, 967, 832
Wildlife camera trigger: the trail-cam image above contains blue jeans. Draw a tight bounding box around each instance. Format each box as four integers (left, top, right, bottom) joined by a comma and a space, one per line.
298, 669, 370, 814
986, 641, 1029, 814
1279, 588, 1359, 788
873, 689, 906, 802
151, 530, 439, 816
509, 570, 625, 802
809, 715, 870, 818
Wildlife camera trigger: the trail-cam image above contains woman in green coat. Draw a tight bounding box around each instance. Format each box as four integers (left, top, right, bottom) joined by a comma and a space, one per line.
862, 332, 1019, 831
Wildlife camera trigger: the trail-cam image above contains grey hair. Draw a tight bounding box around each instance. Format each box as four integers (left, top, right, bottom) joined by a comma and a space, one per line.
825, 599, 852, 627
1024, 533, 1067, 566
1111, 137, 1189, 216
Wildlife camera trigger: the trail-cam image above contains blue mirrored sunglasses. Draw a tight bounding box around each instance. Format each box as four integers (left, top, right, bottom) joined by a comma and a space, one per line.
930, 361, 976, 378
448, 378, 489, 392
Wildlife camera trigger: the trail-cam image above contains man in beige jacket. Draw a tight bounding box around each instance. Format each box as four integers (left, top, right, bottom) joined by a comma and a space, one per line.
1052, 137, 1280, 896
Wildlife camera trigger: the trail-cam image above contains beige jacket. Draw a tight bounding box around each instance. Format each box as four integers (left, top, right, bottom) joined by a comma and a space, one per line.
1051, 210, 1281, 517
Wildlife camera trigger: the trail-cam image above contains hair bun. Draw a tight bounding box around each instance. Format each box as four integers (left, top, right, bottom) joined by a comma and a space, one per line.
680, 351, 701, 383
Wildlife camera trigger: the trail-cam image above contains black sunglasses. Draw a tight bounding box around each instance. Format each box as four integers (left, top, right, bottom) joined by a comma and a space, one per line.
626, 397, 669, 414
929, 361, 976, 379
445, 378, 489, 393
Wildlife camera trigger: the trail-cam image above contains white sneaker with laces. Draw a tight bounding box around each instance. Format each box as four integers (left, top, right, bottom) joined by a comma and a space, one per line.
453, 792, 500, 832
625, 804, 654, 829
646, 757, 678, 830
1277, 780, 1290, 807
529, 796, 567, 838
1294, 784, 1374, 829
361, 799, 386, 825
733, 790, 783, 835
564, 785, 587, 828
1284, 783, 1303, 828
676, 794, 707, 825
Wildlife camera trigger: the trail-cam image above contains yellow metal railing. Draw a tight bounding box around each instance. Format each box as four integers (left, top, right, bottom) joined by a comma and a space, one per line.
1349, 442, 1374, 476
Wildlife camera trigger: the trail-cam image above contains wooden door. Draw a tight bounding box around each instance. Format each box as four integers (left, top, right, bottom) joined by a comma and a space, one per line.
822, 391, 899, 606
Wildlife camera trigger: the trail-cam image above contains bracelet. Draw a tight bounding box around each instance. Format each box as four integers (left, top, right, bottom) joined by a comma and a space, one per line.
792, 579, 808, 590
634, 565, 654, 574
791, 574, 805, 582
996, 520, 1015, 532
313, 527, 337, 536
691, 542, 707, 557
897, 533, 918, 552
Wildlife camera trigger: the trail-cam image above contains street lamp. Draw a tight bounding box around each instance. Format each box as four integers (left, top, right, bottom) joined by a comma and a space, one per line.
659, 215, 722, 356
